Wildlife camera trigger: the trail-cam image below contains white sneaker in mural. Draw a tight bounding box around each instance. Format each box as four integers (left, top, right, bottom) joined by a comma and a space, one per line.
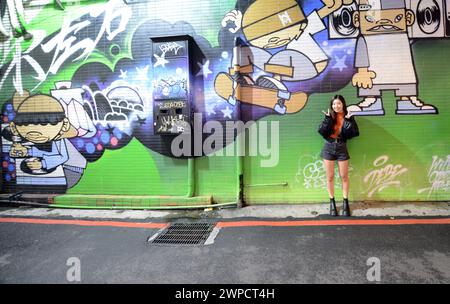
274, 103, 287, 115
396, 98, 438, 115
256, 76, 291, 114
347, 98, 385, 116
256, 76, 290, 97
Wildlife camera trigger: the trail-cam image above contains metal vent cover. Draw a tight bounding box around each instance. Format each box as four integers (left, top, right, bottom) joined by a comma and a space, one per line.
148, 221, 218, 246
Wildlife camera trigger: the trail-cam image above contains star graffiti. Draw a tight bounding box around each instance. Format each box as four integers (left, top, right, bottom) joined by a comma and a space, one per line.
221, 106, 233, 119
154, 54, 169, 68
332, 55, 348, 72
105, 124, 115, 134
196, 60, 212, 79
137, 116, 147, 125
119, 69, 127, 79
206, 106, 216, 116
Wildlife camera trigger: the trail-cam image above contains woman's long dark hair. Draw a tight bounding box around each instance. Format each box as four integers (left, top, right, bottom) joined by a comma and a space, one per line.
329, 95, 348, 121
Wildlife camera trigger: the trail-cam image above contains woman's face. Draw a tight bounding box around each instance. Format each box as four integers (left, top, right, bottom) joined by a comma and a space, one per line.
332, 99, 344, 113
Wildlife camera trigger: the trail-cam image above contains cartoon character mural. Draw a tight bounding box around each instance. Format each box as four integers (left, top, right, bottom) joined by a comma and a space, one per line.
0, 0, 449, 201
215, 0, 353, 115
5, 84, 96, 192
348, 0, 438, 115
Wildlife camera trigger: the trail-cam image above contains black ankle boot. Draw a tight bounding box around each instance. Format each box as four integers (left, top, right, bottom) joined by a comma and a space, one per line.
329, 198, 337, 216
342, 198, 350, 216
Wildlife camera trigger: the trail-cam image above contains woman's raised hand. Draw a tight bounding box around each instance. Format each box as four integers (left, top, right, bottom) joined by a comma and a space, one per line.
322, 109, 331, 117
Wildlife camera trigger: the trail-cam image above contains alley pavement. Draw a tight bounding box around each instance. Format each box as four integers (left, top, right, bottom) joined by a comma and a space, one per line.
0, 202, 449, 284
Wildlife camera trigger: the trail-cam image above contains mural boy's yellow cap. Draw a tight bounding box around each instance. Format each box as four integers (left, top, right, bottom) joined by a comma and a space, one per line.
242, 0, 305, 43
16, 94, 65, 114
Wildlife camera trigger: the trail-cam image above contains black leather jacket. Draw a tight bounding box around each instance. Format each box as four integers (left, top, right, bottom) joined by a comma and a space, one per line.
318, 115, 359, 141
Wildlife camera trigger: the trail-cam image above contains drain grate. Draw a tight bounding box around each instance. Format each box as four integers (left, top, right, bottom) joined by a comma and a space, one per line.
148, 222, 217, 246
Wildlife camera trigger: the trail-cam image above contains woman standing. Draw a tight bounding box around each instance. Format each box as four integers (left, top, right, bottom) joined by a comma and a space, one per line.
318, 95, 359, 216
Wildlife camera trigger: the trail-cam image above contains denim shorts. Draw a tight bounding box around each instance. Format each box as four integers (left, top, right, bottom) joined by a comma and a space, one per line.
320, 140, 350, 161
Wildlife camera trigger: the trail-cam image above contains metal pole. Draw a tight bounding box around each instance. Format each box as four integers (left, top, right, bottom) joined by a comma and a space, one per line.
234, 36, 244, 208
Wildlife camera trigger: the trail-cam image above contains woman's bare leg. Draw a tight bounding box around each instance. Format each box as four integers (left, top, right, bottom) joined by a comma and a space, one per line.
323, 159, 335, 199
338, 160, 349, 199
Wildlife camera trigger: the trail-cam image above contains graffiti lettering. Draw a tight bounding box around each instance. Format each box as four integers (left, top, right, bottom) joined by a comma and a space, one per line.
82, 82, 146, 125
158, 101, 186, 110
297, 158, 326, 189
154, 78, 188, 99
42, 0, 131, 75
418, 155, 450, 198
159, 42, 184, 56
295, 155, 351, 189
158, 115, 188, 133
363, 156, 408, 198
41, 19, 93, 74
0, 0, 131, 93
0, 32, 47, 94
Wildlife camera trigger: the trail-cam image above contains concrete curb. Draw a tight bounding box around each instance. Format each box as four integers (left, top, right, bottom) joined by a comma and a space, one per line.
0, 202, 449, 220
219, 202, 450, 218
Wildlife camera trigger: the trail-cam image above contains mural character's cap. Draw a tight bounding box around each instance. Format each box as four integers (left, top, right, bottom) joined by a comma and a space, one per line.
242, 0, 306, 43
358, 0, 406, 11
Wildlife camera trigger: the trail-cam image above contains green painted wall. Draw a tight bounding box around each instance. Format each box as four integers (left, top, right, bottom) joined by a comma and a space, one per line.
1, 0, 449, 205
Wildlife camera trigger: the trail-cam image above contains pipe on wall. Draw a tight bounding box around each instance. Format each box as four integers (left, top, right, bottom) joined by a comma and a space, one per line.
0, 199, 238, 210
186, 157, 195, 197
234, 36, 244, 208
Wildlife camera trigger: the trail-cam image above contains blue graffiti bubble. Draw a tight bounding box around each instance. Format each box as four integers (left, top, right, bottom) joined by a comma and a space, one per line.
8, 164, 15, 172
8, 114, 14, 121
101, 132, 110, 144
93, 137, 99, 144
5, 174, 11, 182
86, 143, 96, 154
113, 128, 122, 140
6, 104, 13, 112
76, 139, 85, 148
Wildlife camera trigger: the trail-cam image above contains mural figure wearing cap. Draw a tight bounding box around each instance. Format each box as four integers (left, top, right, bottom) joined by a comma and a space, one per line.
348, 0, 438, 115
8, 91, 90, 189
216, 0, 352, 114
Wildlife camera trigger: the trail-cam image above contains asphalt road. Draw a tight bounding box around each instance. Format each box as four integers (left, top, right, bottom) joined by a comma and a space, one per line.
0, 213, 449, 284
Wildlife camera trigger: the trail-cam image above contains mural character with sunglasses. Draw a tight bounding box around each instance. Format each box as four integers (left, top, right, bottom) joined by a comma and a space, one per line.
8, 91, 90, 189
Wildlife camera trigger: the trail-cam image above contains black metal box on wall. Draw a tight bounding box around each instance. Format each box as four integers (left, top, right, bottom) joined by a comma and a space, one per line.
151, 35, 204, 135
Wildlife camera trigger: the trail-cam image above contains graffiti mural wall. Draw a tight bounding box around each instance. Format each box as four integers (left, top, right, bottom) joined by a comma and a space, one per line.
1, 0, 449, 203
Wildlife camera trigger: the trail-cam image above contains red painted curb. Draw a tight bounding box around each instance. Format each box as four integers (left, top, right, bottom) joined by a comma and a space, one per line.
1, 217, 449, 229
216, 218, 450, 228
